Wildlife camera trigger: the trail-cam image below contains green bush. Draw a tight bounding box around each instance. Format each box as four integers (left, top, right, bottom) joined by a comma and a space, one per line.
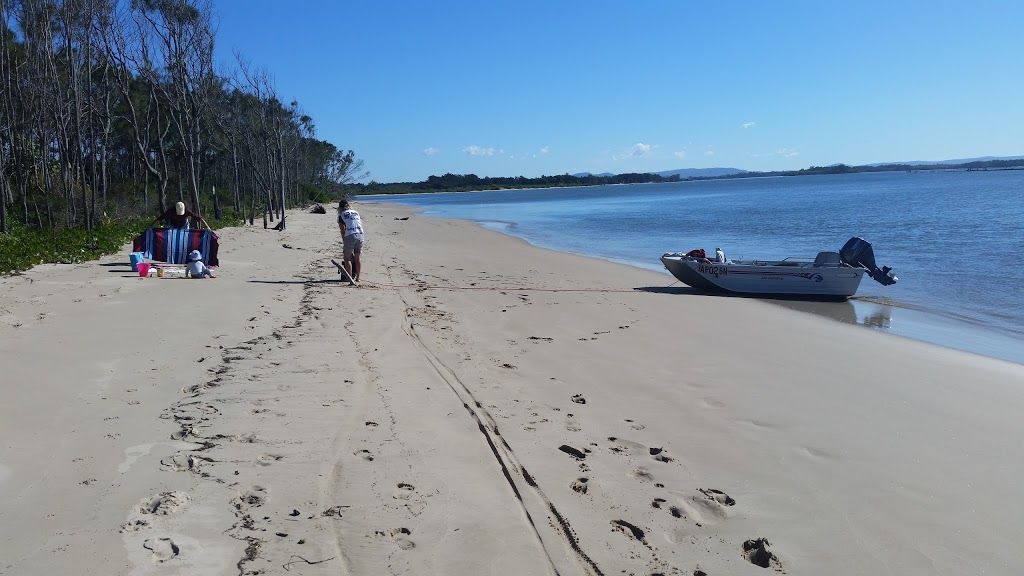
0, 213, 251, 274
0, 218, 150, 273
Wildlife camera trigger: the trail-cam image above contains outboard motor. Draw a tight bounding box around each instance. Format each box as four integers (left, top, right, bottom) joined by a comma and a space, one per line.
840, 237, 898, 286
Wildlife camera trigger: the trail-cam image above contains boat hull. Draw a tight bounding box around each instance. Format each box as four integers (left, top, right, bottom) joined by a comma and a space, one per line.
661, 256, 865, 299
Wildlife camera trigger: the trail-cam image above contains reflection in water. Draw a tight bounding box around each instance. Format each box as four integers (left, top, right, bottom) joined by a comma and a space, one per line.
767, 299, 858, 325
768, 296, 1023, 365
767, 298, 895, 331
862, 310, 892, 329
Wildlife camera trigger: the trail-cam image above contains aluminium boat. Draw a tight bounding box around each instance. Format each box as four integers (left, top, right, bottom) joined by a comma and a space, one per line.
660, 237, 897, 300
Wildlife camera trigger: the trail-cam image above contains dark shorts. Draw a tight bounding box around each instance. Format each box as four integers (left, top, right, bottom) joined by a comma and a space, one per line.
343, 234, 364, 258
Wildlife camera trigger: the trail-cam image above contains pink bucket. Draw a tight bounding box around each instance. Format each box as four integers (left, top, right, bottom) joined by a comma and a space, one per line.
137, 262, 151, 277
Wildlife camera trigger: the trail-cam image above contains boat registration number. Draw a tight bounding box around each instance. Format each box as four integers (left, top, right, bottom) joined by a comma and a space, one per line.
697, 264, 728, 277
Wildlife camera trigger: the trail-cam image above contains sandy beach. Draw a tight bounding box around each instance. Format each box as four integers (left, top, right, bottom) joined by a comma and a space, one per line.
2, 202, 1023, 576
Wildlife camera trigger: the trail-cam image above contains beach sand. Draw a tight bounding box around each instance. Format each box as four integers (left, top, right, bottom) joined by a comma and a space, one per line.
2, 202, 1023, 575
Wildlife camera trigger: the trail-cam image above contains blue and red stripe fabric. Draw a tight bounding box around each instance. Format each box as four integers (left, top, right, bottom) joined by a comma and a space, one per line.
133, 228, 219, 266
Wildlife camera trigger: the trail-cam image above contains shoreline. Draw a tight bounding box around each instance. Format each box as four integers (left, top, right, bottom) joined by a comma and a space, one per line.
382, 201, 1024, 366
3, 203, 1023, 575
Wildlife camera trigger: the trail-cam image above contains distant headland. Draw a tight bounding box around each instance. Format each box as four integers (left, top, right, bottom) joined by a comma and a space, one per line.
349, 156, 1024, 196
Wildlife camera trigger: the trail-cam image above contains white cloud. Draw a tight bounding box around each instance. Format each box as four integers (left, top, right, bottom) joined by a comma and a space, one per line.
674, 150, 687, 159
463, 145, 497, 156
751, 147, 800, 159
422, 147, 440, 156
613, 142, 654, 161
741, 121, 756, 129
630, 143, 652, 157
705, 150, 715, 157
539, 146, 550, 156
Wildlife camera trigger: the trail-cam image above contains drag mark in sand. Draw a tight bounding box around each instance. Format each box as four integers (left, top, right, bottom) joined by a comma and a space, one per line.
398, 303, 605, 576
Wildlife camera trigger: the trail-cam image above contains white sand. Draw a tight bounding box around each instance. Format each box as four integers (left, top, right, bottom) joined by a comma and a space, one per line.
2, 203, 1022, 575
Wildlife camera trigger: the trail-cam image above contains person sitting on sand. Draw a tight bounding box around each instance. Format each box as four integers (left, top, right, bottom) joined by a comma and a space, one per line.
152, 201, 210, 230
185, 250, 215, 279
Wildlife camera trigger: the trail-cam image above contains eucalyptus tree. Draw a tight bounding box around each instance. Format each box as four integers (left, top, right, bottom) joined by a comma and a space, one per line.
0, 0, 15, 232
102, 0, 173, 213
133, 0, 216, 217
1, 0, 366, 237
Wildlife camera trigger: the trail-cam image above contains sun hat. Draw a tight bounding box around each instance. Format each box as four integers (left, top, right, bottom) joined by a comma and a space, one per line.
187, 250, 202, 262
175, 201, 186, 216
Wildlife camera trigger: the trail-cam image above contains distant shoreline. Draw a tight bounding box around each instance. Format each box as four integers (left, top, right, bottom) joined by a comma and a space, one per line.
350, 159, 1024, 196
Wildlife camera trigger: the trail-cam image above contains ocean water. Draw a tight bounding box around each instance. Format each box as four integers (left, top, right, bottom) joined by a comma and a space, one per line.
364, 170, 1024, 364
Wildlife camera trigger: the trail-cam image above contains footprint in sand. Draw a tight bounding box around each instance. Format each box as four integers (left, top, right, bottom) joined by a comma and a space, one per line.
624, 418, 645, 431
558, 445, 587, 460
570, 477, 589, 494
160, 453, 197, 472
743, 538, 781, 568
699, 488, 736, 507
354, 449, 374, 461
649, 447, 674, 463
571, 394, 586, 404
393, 482, 415, 500
608, 437, 648, 457
137, 492, 190, 515
143, 537, 179, 562
237, 488, 266, 509
565, 414, 581, 432
630, 468, 654, 482
120, 519, 150, 533
385, 527, 415, 550
610, 520, 646, 543
257, 454, 283, 466
669, 489, 735, 525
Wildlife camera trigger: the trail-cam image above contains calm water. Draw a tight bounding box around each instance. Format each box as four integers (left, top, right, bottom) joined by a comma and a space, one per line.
364, 171, 1024, 364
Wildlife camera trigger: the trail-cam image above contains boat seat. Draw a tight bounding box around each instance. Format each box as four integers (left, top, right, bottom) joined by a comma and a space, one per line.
813, 251, 842, 266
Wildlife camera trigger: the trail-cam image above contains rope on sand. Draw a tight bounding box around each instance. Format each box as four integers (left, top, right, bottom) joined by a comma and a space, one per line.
355, 279, 672, 294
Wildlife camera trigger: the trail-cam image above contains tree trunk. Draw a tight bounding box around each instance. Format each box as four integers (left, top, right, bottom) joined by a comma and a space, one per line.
277, 133, 286, 230
212, 185, 221, 219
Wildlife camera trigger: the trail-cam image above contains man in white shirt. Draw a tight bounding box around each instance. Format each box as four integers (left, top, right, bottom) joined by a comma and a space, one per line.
337, 200, 364, 282
715, 247, 727, 263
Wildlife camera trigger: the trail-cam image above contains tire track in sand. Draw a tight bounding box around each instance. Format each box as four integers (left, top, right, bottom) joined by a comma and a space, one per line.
396, 292, 604, 576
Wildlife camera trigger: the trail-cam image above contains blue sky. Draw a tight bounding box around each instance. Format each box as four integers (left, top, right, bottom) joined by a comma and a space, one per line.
214, 1, 1024, 183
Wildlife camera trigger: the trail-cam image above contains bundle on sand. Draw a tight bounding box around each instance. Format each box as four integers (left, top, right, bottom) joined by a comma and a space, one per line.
309, 203, 327, 214
133, 228, 219, 266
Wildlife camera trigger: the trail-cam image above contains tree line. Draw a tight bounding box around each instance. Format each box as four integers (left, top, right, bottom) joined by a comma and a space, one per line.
345, 171, 683, 195
0, 0, 365, 234
346, 157, 1024, 196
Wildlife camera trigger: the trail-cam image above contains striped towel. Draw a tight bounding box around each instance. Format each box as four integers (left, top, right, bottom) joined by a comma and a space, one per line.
133, 228, 219, 266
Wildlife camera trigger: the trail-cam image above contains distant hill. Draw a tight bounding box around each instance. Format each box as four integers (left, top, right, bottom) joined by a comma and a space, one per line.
655, 167, 747, 178
574, 167, 745, 178
865, 155, 1024, 167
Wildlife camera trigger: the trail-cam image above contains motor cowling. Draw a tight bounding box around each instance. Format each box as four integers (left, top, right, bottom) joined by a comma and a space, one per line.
840, 237, 898, 286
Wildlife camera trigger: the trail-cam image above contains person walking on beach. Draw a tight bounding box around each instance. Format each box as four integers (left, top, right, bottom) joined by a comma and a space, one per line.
152, 201, 210, 230
337, 200, 364, 282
